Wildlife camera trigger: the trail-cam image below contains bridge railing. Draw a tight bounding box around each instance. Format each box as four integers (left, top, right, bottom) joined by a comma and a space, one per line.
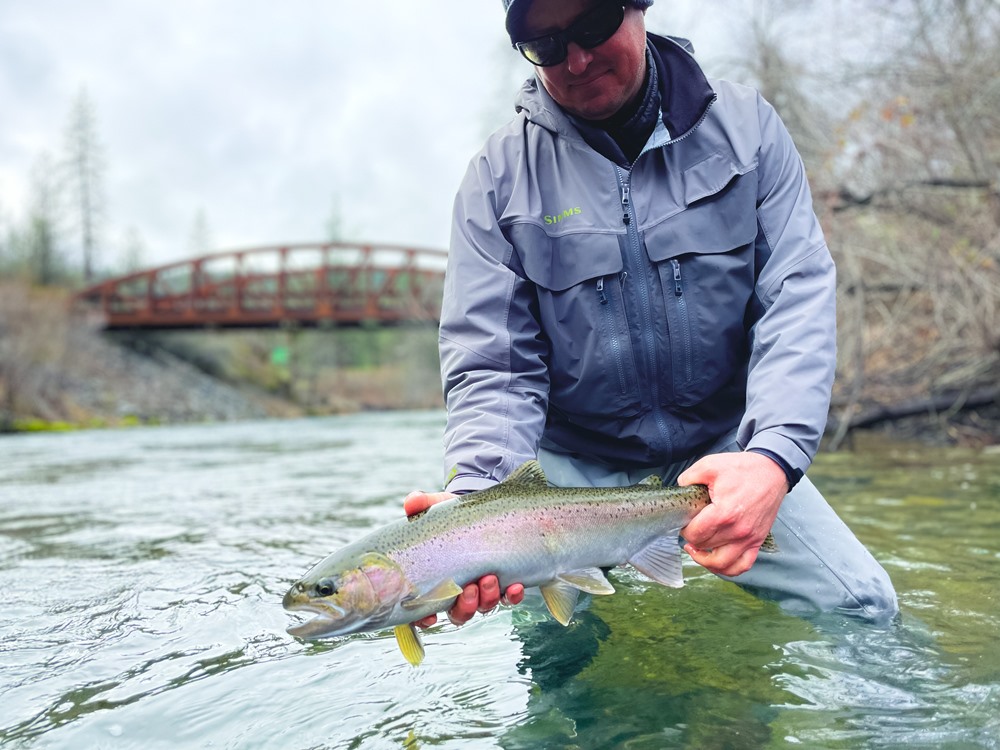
74, 242, 449, 330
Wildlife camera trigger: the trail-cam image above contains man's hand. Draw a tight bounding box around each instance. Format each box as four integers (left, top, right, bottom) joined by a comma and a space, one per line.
677, 452, 788, 577
403, 490, 525, 628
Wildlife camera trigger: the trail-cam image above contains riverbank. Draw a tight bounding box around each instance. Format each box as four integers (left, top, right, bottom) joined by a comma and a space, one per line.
0, 282, 442, 433
1, 280, 997, 446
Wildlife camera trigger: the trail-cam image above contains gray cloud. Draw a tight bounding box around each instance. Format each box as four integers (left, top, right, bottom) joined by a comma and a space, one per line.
1, 0, 732, 271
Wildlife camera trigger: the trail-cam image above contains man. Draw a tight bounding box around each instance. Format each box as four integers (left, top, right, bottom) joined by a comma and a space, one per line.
406, 0, 898, 628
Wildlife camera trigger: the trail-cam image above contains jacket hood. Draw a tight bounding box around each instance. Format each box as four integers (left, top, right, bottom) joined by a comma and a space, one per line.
513, 32, 716, 144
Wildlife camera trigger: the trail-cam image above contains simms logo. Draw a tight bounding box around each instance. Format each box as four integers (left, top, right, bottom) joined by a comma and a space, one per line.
544, 207, 582, 225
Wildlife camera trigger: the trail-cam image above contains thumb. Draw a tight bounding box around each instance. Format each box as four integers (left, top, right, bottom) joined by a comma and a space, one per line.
404, 490, 456, 517
678, 458, 713, 487
403, 491, 431, 517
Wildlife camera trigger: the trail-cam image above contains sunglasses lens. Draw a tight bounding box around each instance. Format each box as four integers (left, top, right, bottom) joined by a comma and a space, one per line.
517, 38, 563, 67
575, 4, 625, 48
515, 4, 625, 67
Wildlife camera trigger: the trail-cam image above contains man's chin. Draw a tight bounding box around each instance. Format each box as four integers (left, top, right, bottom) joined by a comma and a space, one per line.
564, 96, 624, 122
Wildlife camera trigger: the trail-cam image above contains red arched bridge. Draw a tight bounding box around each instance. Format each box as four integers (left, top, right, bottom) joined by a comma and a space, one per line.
74, 242, 448, 330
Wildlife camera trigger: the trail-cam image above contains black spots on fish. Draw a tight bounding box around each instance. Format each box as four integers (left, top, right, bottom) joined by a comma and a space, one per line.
316, 578, 337, 597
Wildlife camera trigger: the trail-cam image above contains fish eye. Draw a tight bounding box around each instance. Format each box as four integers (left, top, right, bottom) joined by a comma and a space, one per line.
315, 578, 337, 597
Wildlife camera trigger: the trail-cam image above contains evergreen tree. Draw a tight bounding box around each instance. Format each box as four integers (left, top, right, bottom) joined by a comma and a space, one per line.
188, 208, 213, 256
325, 193, 344, 242
25, 153, 64, 285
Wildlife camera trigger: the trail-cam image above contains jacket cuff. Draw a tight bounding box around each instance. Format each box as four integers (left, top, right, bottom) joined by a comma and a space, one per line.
744, 430, 812, 487
444, 475, 499, 495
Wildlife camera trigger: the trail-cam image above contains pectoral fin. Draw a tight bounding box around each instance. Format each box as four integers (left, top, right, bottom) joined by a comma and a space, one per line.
557, 567, 616, 595
539, 580, 581, 626
399, 579, 464, 611
629, 535, 685, 588
394, 623, 425, 666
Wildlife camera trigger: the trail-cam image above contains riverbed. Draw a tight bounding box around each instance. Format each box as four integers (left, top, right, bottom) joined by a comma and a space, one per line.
1, 411, 997, 748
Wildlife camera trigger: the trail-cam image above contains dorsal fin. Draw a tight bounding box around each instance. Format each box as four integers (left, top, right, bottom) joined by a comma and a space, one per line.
501, 460, 549, 488
637, 474, 662, 488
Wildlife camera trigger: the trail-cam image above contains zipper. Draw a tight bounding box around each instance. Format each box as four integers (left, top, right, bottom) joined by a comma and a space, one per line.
664, 94, 718, 148
616, 166, 672, 457
596, 278, 608, 305
670, 259, 694, 384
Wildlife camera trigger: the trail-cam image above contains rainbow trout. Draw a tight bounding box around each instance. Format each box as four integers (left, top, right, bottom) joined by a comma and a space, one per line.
283, 460, 771, 665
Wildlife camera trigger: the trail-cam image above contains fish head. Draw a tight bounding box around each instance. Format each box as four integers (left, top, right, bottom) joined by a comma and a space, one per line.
283, 550, 412, 639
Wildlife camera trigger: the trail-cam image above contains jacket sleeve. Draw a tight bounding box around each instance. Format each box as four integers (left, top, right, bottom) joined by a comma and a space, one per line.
739, 93, 836, 479
439, 152, 550, 493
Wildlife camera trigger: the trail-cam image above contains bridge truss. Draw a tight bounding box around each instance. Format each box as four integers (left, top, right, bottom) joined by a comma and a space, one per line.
74, 242, 448, 330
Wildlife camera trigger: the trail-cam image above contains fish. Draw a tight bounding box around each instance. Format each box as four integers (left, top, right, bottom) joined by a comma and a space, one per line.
283, 460, 775, 665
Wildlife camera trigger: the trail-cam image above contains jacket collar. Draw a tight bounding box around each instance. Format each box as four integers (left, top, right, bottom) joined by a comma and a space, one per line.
648, 33, 716, 142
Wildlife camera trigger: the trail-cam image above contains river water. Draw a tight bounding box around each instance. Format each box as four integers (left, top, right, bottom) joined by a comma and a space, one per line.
1, 411, 998, 749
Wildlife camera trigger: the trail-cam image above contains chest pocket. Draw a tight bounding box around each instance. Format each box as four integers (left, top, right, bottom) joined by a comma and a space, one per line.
642, 167, 759, 406
504, 222, 641, 419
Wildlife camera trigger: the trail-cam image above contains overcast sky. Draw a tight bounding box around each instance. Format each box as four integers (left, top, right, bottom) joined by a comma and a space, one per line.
0, 1, 843, 273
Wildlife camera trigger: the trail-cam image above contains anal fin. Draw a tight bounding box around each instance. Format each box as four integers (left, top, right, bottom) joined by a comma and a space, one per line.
539, 580, 581, 626
394, 623, 425, 666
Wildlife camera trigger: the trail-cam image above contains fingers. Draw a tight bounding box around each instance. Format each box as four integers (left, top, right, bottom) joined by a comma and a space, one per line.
443, 577, 525, 627
448, 584, 481, 626
684, 541, 760, 577
502, 583, 525, 606
680, 501, 728, 551
477, 576, 501, 613
413, 614, 438, 629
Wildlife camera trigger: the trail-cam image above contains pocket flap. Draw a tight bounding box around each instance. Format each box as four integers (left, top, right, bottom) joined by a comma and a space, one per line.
646, 167, 759, 262
505, 223, 623, 292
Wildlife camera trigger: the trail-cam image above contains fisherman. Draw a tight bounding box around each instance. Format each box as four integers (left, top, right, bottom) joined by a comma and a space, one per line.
406, 0, 898, 627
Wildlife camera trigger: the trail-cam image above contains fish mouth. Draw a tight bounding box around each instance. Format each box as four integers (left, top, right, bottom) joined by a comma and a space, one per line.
284, 601, 351, 639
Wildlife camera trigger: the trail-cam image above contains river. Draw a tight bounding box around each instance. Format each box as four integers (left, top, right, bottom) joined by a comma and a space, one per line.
1, 411, 998, 749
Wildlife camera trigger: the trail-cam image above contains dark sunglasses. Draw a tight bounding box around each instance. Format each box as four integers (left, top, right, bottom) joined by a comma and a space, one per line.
513, 3, 626, 67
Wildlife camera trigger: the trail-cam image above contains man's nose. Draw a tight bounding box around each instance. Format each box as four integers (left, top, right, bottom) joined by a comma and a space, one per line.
565, 42, 593, 74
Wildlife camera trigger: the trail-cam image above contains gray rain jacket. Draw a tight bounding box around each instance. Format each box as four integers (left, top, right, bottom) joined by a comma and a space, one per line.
440, 33, 836, 494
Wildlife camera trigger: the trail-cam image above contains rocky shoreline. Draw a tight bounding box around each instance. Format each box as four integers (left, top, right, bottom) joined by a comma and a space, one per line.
0, 282, 441, 433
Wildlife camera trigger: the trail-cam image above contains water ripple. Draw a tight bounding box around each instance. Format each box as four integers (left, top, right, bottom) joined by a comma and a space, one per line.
1, 414, 998, 749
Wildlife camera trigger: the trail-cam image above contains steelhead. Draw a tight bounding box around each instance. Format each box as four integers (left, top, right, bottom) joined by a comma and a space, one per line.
283, 460, 770, 665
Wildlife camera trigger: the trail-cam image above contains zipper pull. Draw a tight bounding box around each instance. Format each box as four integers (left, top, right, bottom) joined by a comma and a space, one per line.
621, 183, 631, 225
671, 259, 683, 296
596, 277, 608, 305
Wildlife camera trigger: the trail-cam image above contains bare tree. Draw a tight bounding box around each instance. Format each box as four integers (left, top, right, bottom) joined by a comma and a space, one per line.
823, 0, 1000, 441
63, 87, 108, 282
715, 0, 1000, 442
717, 0, 838, 175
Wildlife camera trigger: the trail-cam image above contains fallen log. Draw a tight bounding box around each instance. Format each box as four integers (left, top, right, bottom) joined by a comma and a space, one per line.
828, 387, 1000, 433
